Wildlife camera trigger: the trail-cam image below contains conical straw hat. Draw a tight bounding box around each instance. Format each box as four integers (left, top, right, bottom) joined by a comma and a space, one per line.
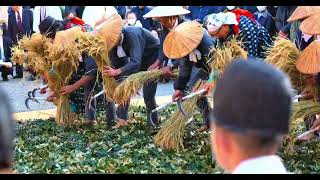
163, 21, 204, 59
143, 6, 190, 18
300, 13, 320, 35
287, 6, 320, 22
54, 26, 82, 47
296, 40, 320, 74
96, 13, 123, 51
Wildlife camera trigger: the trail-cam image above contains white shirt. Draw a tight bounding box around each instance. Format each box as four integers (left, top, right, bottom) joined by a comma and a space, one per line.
0, 6, 8, 24
82, 6, 118, 29
15, 7, 23, 24
33, 6, 63, 32
232, 155, 290, 174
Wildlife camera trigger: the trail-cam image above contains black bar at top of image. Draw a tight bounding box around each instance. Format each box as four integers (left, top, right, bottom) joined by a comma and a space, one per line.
1, 0, 319, 6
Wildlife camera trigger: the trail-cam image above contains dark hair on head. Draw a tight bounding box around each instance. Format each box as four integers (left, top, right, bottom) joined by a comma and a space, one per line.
0, 88, 15, 169
126, 10, 137, 19
39, 16, 68, 39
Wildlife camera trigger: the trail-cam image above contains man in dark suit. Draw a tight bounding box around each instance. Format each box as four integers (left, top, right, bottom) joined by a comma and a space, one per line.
7, 6, 33, 79
64, 6, 84, 19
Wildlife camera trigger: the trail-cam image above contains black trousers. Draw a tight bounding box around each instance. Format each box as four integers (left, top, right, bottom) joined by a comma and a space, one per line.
105, 80, 158, 127
15, 64, 23, 77
0, 59, 13, 79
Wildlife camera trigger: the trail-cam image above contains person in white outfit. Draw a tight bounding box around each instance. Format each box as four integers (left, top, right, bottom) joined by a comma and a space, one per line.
82, 6, 118, 30
33, 6, 63, 32
210, 59, 292, 174
0, 6, 8, 61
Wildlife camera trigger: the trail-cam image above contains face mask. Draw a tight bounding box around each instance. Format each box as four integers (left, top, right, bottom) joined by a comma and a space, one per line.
256, 6, 267, 12
226, 6, 235, 10
127, 19, 136, 26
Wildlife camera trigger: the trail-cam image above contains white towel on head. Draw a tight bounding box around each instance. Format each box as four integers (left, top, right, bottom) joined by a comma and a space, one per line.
117, 33, 126, 58
189, 49, 201, 63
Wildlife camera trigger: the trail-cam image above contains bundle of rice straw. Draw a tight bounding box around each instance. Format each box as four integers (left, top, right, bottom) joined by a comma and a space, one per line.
113, 70, 164, 105
154, 80, 203, 151
11, 33, 52, 74
227, 38, 248, 59
284, 100, 320, 153
265, 37, 307, 91
207, 38, 247, 89
18, 33, 49, 53
44, 27, 82, 126
291, 100, 320, 122
74, 30, 117, 101
113, 69, 179, 105
11, 28, 83, 126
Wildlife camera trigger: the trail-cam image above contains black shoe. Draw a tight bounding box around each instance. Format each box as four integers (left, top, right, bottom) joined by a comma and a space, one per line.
2, 77, 8, 81
13, 75, 23, 79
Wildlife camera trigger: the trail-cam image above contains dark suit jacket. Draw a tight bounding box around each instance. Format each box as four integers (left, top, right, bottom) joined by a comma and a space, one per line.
275, 6, 296, 34
109, 26, 160, 75
65, 6, 84, 18
7, 9, 33, 44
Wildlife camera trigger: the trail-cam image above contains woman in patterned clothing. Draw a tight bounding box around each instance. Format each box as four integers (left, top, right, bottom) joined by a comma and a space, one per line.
205, 11, 273, 59
39, 16, 104, 125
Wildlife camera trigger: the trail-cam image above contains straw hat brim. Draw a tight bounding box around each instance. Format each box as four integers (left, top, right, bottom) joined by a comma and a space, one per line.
296, 40, 320, 74
143, 6, 190, 18
287, 6, 320, 22
54, 26, 82, 47
163, 21, 204, 59
300, 13, 320, 35
97, 14, 123, 51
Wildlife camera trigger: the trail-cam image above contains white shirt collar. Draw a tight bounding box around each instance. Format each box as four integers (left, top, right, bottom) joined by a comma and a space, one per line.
15, 8, 23, 21
232, 155, 290, 174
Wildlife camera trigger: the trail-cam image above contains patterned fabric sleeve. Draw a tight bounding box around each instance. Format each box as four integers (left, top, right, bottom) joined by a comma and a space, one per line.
237, 15, 273, 59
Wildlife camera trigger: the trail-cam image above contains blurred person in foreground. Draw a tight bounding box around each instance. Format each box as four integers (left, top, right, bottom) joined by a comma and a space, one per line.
210, 59, 292, 174
0, 87, 15, 174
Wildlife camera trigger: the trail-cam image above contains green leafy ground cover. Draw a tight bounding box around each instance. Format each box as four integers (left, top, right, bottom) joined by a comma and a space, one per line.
14, 106, 320, 174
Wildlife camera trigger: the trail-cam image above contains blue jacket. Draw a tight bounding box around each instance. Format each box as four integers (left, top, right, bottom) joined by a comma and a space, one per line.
174, 31, 215, 91
131, 6, 156, 31
109, 26, 160, 75
7, 9, 33, 44
186, 6, 225, 23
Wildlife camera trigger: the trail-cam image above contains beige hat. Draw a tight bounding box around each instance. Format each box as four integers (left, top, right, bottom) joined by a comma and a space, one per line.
300, 13, 320, 35
296, 40, 320, 74
54, 26, 82, 48
163, 21, 204, 59
143, 6, 190, 18
96, 13, 123, 51
287, 6, 320, 22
